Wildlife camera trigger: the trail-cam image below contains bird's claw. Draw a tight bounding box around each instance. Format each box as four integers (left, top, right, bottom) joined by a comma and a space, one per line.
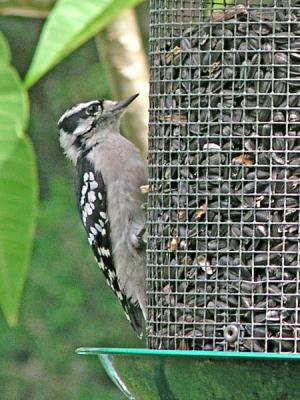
132, 227, 146, 249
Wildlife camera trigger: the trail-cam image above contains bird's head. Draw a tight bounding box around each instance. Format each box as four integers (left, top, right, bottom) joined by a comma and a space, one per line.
58, 93, 139, 163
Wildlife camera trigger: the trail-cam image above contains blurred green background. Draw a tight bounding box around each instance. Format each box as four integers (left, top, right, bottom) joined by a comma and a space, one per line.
0, 6, 148, 399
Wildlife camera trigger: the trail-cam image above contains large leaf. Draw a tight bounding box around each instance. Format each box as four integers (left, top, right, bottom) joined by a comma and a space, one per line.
0, 37, 38, 326
25, 0, 144, 88
0, 65, 29, 130
0, 130, 38, 326
0, 32, 11, 65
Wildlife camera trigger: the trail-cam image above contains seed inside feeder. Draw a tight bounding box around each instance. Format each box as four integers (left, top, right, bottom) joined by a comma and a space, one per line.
147, 3, 300, 353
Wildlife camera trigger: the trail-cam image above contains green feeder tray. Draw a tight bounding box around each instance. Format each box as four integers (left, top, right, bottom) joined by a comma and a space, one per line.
76, 347, 300, 400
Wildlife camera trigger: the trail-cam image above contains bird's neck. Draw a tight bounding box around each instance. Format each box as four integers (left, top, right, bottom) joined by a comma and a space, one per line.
76, 122, 121, 163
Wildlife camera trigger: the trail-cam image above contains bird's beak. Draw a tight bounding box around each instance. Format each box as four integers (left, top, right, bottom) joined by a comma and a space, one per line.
109, 93, 139, 113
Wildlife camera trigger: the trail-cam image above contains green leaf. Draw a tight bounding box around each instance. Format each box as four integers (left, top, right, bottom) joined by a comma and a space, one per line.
25, 0, 144, 88
203, 0, 234, 16
0, 131, 38, 326
0, 35, 38, 327
0, 65, 29, 130
0, 32, 11, 65
203, 0, 273, 16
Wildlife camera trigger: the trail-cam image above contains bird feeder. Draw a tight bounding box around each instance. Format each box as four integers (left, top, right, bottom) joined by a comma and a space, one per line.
78, 1, 300, 398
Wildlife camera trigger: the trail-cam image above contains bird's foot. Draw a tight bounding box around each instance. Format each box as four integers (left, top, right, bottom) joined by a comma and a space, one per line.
132, 227, 146, 249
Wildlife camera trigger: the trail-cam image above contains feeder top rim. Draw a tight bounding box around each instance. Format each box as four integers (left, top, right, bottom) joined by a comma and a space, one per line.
76, 347, 300, 360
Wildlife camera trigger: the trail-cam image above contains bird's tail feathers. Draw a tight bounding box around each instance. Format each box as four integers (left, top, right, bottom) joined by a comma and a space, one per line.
122, 299, 145, 339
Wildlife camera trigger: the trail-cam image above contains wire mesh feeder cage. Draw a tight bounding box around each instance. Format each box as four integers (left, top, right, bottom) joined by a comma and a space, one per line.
77, 2, 300, 398
147, 0, 300, 353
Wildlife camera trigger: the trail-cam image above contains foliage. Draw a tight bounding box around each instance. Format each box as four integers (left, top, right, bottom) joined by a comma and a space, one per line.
25, 0, 145, 88
0, 13, 145, 397
0, 32, 10, 64
0, 33, 38, 326
0, 179, 140, 400
0, 0, 144, 327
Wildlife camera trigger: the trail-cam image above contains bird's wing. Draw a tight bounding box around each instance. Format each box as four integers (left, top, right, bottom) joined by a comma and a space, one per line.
75, 155, 144, 337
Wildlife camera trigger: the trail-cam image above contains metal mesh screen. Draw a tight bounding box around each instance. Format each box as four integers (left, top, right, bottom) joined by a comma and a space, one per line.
147, 0, 300, 352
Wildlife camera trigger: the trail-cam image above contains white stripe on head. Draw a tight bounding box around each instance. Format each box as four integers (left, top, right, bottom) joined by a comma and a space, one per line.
58, 101, 98, 126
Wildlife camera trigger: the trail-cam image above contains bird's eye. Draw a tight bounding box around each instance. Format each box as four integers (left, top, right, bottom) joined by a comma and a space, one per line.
87, 104, 99, 114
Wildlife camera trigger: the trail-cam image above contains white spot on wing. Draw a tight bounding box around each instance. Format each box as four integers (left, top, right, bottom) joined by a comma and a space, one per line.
108, 269, 116, 280
95, 223, 102, 231
90, 181, 98, 190
97, 259, 105, 270
106, 277, 114, 289
99, 247, 110, 257
80, 183, 88, 206
117, 291, 123, 300
83, 173, 89, 182
125, 313, 131, 321
81, 184, 88, 195
87, 191, 96, 203
101, 248, 110, 257
100, 211, 107, 220
90, 226, 97, 235
86, 204, 93, 215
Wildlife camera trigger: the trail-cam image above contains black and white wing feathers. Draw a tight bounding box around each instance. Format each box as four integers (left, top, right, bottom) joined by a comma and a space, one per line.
75, 155, 143, 336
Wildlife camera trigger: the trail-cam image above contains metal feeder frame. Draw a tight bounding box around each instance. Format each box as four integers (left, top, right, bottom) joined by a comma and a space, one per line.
78, 1, 300, 399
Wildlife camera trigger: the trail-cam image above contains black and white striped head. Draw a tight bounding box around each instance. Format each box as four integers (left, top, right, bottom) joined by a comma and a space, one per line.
58, 94, 138, 164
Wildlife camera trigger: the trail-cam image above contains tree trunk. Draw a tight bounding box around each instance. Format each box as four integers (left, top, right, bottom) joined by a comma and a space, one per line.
95, 9, 149, 158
